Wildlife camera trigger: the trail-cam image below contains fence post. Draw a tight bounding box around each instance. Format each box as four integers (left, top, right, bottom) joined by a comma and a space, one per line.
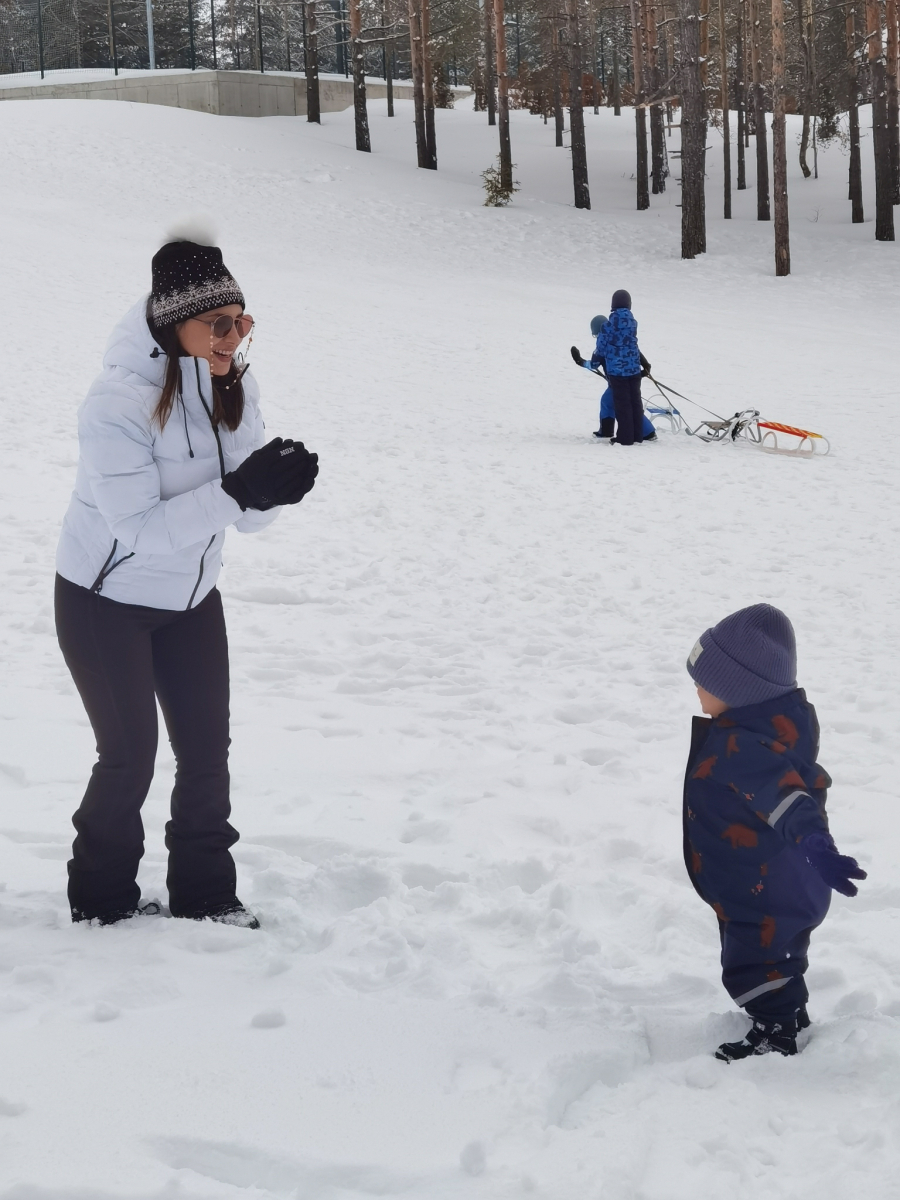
257, 0, 265, 70
37, 0, 45, 78
146, 0, 156, 67
188, 0, 196, 68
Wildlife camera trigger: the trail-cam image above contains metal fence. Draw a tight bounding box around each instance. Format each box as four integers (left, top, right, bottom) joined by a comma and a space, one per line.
0, 0, 406, 78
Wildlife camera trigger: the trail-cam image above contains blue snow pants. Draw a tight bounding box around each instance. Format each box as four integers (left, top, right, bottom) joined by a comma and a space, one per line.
718, 918, 818, 1021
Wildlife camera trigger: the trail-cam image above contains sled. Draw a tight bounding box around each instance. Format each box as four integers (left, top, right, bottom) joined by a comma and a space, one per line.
645, 385, 831, 458
569, 353, 830, 458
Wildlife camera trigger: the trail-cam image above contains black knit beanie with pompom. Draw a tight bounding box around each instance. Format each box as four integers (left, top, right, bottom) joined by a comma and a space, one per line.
150, 238, 244, 329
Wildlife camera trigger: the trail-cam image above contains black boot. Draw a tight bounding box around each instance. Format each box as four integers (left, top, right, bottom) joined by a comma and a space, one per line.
599, 417, 616, 439
798, 1005, 810, 1030
72, 900, 163, 926
715, 1017, 798, 1062
187, 900, 260, 929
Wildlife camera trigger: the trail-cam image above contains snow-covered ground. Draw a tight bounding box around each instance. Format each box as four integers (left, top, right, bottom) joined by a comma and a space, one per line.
0, 94, 898, 1199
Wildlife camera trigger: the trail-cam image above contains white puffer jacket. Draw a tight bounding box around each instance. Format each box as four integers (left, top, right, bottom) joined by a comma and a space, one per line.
56, 299, 280, 610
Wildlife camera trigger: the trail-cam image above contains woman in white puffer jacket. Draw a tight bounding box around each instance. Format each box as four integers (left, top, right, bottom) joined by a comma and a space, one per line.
55, 232, 318, 927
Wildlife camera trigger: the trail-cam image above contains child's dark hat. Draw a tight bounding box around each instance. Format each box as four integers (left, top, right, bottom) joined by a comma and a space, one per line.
611, 289, 632, 311
687, 604, 797, 708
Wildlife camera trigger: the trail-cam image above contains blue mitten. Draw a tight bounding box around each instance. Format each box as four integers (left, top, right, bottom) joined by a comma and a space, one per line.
802, 832, 867, 897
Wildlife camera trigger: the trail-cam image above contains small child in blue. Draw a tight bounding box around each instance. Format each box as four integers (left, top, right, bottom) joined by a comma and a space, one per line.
684, 604, 867, 1061
573, 289, 648, 445
587, 314, 656, 443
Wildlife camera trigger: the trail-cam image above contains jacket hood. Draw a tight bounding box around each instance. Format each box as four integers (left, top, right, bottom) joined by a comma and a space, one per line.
101, 297, 211, 392
717, 688, 812, 740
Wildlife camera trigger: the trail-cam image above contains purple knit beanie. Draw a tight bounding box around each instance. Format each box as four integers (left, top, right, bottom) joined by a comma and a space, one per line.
686, 604, 797, 708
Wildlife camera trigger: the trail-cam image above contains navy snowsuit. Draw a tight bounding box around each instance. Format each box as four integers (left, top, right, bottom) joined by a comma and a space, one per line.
590, 308, 644, 445
683, 689, 833, 1020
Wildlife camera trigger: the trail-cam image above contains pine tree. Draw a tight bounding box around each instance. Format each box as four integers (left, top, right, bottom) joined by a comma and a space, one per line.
679, 0, 707, 255
566, 0, 590, 207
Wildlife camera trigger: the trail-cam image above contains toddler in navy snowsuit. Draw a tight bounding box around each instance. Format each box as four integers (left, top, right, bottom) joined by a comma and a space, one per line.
591, 289, 646, 446
586, 314, 655, 442
684, 604, 866, 1061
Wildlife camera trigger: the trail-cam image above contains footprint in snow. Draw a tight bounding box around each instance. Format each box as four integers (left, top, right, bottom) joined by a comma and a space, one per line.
251, 1008, 287, 1029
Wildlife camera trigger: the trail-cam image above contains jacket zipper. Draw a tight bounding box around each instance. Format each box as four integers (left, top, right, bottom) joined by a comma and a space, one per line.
187, 534, 216, 610
185, 361, 226, 611
195, 358, 225, 476
89, 539, 135, 594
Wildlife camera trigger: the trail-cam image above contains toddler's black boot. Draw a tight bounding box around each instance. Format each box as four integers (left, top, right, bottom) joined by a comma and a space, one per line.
715, 1016, 798, 1062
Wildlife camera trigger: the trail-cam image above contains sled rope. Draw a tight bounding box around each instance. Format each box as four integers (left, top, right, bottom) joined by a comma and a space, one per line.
648, 375, 726, 422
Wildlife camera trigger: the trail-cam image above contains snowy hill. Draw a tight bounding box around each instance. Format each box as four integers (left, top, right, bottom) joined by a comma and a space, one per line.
0, 94, 897, 1199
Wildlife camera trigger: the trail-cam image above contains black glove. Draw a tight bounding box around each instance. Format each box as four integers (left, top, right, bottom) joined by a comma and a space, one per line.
222, 438, 319, 511
639, 353, 652, 378
570, 345, 586, 367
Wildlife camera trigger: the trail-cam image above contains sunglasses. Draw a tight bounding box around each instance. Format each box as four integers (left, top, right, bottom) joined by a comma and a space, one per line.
188, 314, 255, 340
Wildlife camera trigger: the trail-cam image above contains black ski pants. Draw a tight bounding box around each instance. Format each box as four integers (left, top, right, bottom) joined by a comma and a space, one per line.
609, 373, 644, 445
54, 574, 238, 921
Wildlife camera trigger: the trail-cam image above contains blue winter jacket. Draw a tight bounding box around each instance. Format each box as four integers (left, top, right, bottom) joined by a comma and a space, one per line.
684, 689, 832, 937
590, 307, 641, 377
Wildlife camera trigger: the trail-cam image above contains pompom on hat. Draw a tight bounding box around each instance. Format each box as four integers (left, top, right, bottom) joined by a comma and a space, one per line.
150, 218, 244, 329
686, 604, 798, 709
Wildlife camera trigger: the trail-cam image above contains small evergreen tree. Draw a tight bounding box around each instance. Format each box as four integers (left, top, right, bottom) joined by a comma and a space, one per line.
482, 155, 520, 205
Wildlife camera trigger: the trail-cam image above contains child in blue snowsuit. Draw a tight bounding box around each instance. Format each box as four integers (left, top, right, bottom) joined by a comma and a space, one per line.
684, 604, 866, 1061
587, 314, 656, 442
589, 289, 647, 446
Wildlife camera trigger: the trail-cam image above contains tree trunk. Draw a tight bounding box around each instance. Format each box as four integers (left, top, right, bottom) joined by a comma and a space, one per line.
647, 0, 666, 192
749, 0, 770, 219
589, 0, 600, 113
552, 15, 565, 145
408, 0, 428, 166
719, 0, 731, 216
736, 0, 747, 187
382, 0, 395, 116
771, 0, 789, 273
494, 0, 513, 190
485, 0, 496, 124
421, 0, 437, 168
679, 0, 708, 255
797, 0, 813, 177
846, 2, 864, 220
567, 0, 591, 207
305, 0, 321, 122
349, 0, 371, 150
887, 0, 900, 202
866, 0, 895, 237
630, 0, 650, 209
611, 39, 621, 114
699, 0, 709, 87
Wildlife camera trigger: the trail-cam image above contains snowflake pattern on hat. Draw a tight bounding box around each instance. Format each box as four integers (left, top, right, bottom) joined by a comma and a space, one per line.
150, 240, 245, 329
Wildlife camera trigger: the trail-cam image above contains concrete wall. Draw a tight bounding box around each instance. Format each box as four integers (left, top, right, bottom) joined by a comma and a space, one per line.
0, 71, 416, 118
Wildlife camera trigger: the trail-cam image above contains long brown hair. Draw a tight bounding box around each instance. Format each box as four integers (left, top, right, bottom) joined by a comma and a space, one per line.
147, 301, 245, 433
